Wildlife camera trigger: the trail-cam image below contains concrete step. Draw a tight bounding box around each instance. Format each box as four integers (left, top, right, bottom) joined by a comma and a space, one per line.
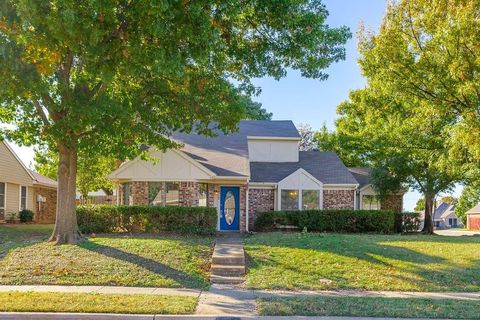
212, 255, 245, 266
211, 265, 245, 277
210, 274, 245, 285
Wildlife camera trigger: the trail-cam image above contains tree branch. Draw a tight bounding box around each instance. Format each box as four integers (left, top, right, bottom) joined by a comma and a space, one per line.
32, 100, 50, 125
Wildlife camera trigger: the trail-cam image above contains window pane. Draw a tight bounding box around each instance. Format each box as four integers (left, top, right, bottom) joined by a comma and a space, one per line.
281, 190, 299, 211
302, 190, 320, 210
20, 186, 27, 210
0, 195, 4, 208
166, 182, 179, 206
0, 182, 5, 195
148, 182, 163, 206
122, 182, 131, 205
362, 195, 380, 210
198, 183, 208, 207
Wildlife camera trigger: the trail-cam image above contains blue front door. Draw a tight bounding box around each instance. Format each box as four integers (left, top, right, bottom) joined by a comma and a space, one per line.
219, 186, 240, 231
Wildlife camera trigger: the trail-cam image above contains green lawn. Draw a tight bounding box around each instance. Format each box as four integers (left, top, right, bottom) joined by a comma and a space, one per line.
0, 225, 214, 289
0, 292, 197, 314
244, 233, 480, 292
257, 296, 480, 319
0, 224, 53, 257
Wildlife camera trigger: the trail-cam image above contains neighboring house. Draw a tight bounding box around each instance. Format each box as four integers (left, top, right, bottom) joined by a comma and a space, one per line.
108, 120, 404, 232
433, 202, 463, 229
348, 167, 404, 212
0, 141, 57, 223
466, 203, 480, 230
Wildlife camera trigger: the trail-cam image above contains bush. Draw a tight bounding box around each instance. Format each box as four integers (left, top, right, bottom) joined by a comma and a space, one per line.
19, 209, 34, 223
254, 209, 396, 233
399, 212, 421, 233
76, 205, 217, 235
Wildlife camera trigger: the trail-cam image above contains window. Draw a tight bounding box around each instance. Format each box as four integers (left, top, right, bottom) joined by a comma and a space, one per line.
198, 183, 208, 207
453, 218, 458, 227
0, 182, 5, 219
122, 182, 131, 205
148, 182, 163, 206
281, 190, 299, 210
165, 182, 179, 206
20, 186, 27, 210
362, 195, 380, 210
302, 190, 320, 209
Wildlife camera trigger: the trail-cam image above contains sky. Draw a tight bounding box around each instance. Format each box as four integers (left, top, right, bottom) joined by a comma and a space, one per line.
7, 0, 462, 210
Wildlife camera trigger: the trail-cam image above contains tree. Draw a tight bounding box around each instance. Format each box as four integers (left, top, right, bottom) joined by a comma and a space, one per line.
336, 88, 463, 234
314, 123, 368, 167
242, 96, 272, 120
297, 123, 316, 151
0, 1, 350, 243
34, 147, 116, 202
440, 195, 458, 206
357, 0, 480, 166
455, 182, 480, 225
414, 197, 425, 212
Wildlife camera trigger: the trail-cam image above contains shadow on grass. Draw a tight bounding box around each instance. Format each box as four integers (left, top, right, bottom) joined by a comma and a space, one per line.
244, 233, 480, 291
81, 240, 210, 289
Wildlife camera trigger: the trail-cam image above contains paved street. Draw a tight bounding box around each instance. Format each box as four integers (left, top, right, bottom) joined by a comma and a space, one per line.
435, 229, 480, 237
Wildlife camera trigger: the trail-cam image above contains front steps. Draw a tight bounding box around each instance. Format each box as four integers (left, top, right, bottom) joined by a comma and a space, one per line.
210, 233, 245, 285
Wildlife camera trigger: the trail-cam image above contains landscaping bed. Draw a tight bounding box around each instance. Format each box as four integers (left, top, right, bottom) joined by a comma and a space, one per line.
0, 225, 214, 289
257, 296, 480, 318
244, 233, 480, 292
0, 292, 197, 314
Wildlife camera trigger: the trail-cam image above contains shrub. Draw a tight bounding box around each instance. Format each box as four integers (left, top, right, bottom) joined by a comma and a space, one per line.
77, 205, 217, 235
400, 211, 421, 233
18, 209, 34, 223
254, 209, 396, 233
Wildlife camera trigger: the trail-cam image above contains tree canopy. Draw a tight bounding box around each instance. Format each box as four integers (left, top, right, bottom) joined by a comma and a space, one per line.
455, 182, 480, 225
0, 0, 350, 243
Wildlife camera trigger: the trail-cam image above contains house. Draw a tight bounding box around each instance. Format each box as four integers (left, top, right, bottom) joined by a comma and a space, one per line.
433, 202, 462, 229
348, 167, 403, 212
108, 120, 404, 232
0, 141, 57, 223
466, 203, 480, 230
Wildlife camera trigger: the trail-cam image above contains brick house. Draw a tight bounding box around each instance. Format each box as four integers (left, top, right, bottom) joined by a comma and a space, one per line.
466, 203, 480, 231
0, 141, 57, 223
108, 120, 404, 232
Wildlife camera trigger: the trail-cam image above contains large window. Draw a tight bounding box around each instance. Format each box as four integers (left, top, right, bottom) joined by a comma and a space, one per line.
20, 186, 27, 210
362, 195, 380, 210
148, 182, 179, 206
302, 190, 320, 210
281, 190, 299, 211
0, 182, 5, 219
122, 182, 131, 205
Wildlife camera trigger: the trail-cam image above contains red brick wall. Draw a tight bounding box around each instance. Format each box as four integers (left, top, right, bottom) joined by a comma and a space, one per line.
381, 194, 403, 213
131, 181, 148, 205
178, 182, 199, 207
248, 188, 275, 230
33, 187, 57, 223
323, 189, 354, 209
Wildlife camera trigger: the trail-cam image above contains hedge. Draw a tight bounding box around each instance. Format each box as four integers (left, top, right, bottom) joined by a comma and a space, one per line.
254, 209, 396, 233
77, 205, 217, 235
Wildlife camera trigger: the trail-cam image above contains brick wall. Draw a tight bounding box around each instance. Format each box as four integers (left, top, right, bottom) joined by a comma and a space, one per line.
323, 189, 354, 209
33, 187, 57, 223
239, 184, 247, 232
248, 188, 275, 230
381, 194, 403, 213
178, 182, 199, 206
131, 181, 148, 205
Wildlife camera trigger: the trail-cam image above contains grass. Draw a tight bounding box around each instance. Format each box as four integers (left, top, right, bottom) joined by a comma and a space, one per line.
0, 225, 214, 289
0, 224, 53, 257
0, 291, 197, 314
257, 296, 480, 319
244, 232, 480, 292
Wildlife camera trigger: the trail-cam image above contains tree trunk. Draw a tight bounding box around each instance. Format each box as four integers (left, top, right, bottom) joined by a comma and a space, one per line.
422, 192, 435, 234
49, 142, 83, 244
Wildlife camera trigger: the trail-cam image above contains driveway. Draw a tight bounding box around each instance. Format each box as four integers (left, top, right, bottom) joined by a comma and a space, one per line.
435, 229, 480, 237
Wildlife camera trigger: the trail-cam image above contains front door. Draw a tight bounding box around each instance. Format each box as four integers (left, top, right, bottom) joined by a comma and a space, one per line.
219, 186, 240, 231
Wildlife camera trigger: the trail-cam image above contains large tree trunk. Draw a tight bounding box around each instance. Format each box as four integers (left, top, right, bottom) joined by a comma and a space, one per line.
49, 142, 83, 244
422, 192, 435, 234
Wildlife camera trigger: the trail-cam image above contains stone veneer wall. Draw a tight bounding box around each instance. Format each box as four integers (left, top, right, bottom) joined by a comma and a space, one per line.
34, 187, 57, 223
248, 188, 275, 230
380, 194, 403, 213
323, 189, 355, 209
178, 182, 199, 207
130, 181, 148, 205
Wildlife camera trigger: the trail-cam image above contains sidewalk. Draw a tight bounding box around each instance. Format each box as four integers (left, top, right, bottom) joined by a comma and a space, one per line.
1, 284, 479, 301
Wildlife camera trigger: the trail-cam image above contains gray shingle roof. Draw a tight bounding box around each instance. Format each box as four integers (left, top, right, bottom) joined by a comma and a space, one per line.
467, 203, 480, 214
348, 167, 372, 189
250, 151, 358, 185
433, 202, 456, 220
172, 120, 299, 177
30, 170, 58, 188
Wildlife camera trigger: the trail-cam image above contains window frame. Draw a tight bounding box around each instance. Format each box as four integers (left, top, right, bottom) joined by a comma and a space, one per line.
280, 189, 300, 211
0, 182, 5, 218
19, 185, 27, 211
361, 194, 381, 210
301, 189, 321, 210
